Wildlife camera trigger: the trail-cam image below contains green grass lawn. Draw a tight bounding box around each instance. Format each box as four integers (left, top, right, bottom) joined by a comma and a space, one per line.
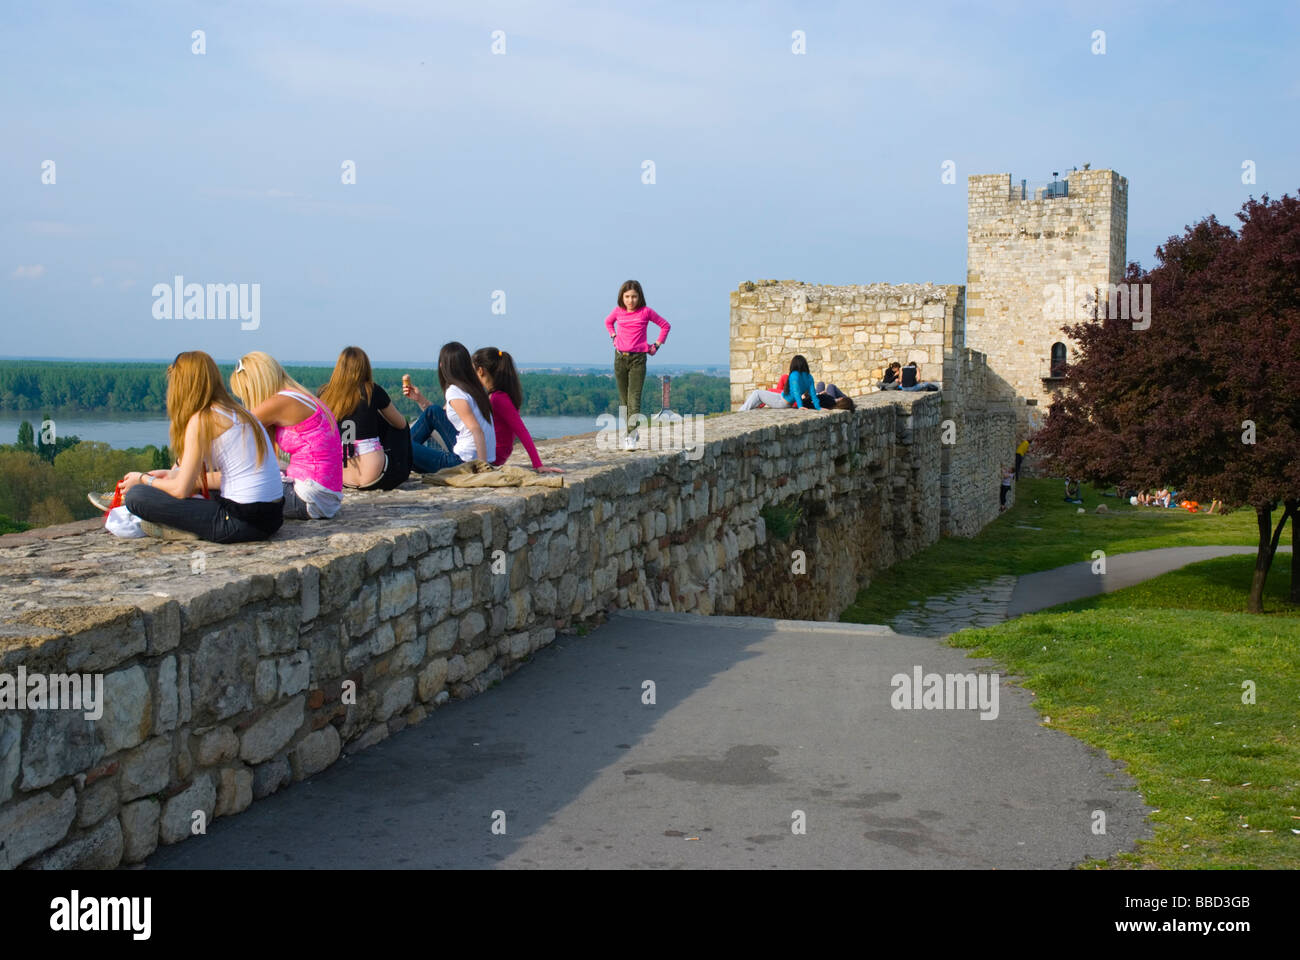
842, 478, 1262, 626
951, 554, 1299, 869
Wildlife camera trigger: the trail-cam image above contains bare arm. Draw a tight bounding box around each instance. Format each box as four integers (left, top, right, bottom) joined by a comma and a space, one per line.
448, 397, 486, 461
122, 414, 206, 498
250, 394, 305, 429
379, 402, 407, 430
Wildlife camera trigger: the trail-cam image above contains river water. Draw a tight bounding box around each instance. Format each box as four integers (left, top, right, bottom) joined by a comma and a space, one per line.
0, 412, 600, 451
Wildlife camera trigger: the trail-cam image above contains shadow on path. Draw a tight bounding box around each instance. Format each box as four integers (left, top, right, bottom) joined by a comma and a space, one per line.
144, 612, 1147, 869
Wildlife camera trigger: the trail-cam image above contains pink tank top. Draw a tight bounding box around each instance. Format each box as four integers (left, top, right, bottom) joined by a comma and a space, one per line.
274, 390, 343, 491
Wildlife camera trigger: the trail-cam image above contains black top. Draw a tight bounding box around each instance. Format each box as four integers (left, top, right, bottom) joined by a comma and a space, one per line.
882, 368, 897, 384
340, 383, 391, 441
900, 365, 918, 388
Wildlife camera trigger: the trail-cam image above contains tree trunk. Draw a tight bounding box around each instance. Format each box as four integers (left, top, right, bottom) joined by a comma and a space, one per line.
1250, 503, 1294, 613
1290, 499, 1300, 605
1250, 507, 1272, 614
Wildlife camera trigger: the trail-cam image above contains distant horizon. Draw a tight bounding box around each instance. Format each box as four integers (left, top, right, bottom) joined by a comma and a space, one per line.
0, 355, 729, 371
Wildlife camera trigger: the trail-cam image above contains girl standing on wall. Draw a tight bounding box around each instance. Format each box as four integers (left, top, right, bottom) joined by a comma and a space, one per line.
229, 351, 344, 520
119, 351, 285, 542
604, 280, 670, 450
471, 346, 564, 472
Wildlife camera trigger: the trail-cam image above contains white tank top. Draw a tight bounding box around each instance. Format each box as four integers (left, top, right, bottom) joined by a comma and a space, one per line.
210, 406, 284, 503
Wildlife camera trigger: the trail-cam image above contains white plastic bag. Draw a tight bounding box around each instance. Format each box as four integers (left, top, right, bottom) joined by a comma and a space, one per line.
104, 505, 146, 538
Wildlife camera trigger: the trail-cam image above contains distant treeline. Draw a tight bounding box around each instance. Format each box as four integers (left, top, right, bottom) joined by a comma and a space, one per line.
0, 360, 729, 417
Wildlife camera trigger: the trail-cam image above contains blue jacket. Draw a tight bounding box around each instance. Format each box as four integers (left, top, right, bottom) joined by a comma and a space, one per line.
782, 370, 820, 409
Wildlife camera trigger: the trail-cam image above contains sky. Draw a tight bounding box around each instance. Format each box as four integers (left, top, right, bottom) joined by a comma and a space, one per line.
2, 0, 1297, 367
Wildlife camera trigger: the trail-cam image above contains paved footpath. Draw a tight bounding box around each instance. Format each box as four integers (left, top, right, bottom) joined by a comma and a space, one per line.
892, 545, 1290, 637
145, 612, 1149, 870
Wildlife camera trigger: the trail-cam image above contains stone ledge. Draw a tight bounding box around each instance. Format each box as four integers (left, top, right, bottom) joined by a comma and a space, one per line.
0, 394, 955, 870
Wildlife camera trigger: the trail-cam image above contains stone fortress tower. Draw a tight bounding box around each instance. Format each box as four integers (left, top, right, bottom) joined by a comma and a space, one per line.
964, 169, 1128, 431
727, 165, 1130, 513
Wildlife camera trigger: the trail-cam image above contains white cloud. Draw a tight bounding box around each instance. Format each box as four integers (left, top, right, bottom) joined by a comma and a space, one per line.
12, 264, 45, 279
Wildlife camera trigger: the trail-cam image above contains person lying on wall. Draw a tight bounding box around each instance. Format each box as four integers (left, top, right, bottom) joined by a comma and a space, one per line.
815, 381, 855, 411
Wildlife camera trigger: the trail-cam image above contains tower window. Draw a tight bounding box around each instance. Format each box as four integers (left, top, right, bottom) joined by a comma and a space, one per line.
1049, 342, 1067, 379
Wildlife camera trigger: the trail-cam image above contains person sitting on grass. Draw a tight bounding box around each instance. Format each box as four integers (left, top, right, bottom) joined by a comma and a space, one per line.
1064, 478, 1083, 504
119, 351, 285, 542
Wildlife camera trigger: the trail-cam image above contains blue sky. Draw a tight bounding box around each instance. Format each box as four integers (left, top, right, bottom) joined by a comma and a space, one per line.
2, 0, 1297, 366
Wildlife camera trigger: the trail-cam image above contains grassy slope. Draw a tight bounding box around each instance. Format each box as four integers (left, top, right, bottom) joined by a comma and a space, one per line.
951, 554, 1299, 869
842, 478, 1262, 626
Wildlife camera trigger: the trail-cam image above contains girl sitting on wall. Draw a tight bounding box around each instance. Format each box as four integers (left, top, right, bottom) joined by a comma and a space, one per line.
402, 342, 496, 472
119, 351, 285, 542
739, 355, 821, 411
229, 351, 344, 520
470, 346, 564, 472
319, 346, 412, 491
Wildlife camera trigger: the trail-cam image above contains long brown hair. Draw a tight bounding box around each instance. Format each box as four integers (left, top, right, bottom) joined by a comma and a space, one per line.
166, 351, 270, 467
472, 346, 522, 410
438, 342, 492, 426
318, 346, 374, 424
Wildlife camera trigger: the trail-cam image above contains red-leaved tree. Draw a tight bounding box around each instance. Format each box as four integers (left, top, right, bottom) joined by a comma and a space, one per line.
1035, 193, 1300, 612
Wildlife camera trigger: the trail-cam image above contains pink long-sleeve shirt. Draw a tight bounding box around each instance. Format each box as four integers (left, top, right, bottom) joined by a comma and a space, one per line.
604, 306, 670, 353
490, 391, 543, 469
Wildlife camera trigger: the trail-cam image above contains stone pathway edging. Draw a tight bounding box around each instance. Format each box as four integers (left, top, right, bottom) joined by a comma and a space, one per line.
889, 545, 1293, 637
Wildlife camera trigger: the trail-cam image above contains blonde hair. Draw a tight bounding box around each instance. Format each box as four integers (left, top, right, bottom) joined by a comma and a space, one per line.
167, 351, 270, 468
229, 351, 315, 411
318, 346, 375, 424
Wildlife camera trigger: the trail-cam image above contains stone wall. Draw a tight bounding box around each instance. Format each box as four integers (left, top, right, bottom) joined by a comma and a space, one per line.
728, 281, 964, 408
0, 395, 954, 870
939, 349, 1018, 537
965, 169, 1128, 433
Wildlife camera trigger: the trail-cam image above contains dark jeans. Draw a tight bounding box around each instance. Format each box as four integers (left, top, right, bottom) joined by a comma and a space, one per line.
1000, 483, 1010, 507
614, 350, 648, 432
1014, 453, 1024, 479
282, 480, 311, 520
124, 484, 283, 543
410, 404, 464, 473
